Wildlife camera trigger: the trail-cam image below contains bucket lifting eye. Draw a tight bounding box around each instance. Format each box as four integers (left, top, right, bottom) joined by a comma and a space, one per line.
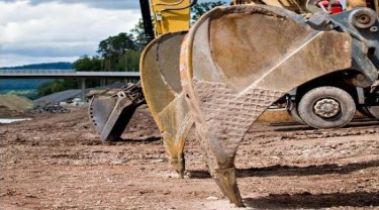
117, 91, 126, 98
349, 8, 377, 29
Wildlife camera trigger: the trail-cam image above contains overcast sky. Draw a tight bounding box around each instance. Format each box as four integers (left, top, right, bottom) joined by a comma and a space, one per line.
0, 0, 226, 67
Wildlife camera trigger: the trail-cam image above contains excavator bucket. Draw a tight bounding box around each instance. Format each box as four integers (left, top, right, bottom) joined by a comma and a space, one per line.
140, 31, 193, 177
180, 5, 378, 206
89, 83, 145, 142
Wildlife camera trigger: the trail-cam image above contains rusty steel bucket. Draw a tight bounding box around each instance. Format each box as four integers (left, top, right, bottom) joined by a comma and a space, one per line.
89, 83, 145, 142
140, 31, 193, 177
179, 5, 364, 206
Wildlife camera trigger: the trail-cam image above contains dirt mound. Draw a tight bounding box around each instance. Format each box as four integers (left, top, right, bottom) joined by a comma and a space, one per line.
0, 94, 33, 117
33, 89, 83, 107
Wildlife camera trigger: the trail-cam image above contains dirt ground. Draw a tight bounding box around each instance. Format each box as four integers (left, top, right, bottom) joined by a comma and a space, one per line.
1, 105, 379, 210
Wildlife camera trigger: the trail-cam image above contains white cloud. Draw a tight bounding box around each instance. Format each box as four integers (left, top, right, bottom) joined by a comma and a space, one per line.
0, 53, 78, 67
0, 0, 229, 67
0, 0, 141, 67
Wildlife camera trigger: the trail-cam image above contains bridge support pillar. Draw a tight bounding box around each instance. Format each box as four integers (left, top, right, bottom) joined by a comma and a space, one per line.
81, 78, 86, 101
100, 79, 106, 87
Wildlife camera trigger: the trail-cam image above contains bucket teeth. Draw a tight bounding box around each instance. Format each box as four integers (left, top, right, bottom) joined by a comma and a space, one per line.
89, 95, 117, 135
169, 152, 186, 178
214, 167, 244, 207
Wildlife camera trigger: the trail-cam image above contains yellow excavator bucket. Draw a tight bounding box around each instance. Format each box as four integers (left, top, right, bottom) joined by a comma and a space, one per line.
140, 31, 193, 177
180, 4, 378, 206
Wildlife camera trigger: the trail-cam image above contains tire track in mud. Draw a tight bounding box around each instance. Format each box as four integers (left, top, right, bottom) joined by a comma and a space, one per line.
248, 119, 379, 142
232, 118, 379, 171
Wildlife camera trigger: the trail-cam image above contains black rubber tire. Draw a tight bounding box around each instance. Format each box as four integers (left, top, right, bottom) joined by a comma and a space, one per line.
287, 104, 304, 124
367, 106, 379, 120
298, 86, 356, 129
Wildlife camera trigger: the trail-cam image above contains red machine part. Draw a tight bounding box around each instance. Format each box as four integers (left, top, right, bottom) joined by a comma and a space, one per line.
318, 0, 344, 14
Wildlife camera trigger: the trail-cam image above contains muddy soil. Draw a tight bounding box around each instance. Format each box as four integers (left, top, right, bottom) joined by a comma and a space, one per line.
1, 106, 379, 210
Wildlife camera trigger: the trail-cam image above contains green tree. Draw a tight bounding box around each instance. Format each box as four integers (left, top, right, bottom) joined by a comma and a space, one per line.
97, 32, 137, 70
116, 50, 141, 71
191, 1, 226, 22
73, 55, 102, 71
97, 33, 136, 57
131, 19, 151, 50
37, 79, 78, 96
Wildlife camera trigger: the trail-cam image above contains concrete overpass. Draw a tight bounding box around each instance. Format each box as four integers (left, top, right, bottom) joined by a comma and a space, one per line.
0, 69, 141, 100
0, 69, 140, 78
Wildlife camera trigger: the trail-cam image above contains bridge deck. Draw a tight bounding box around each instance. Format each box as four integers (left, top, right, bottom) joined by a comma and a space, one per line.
0, 70, 140, 78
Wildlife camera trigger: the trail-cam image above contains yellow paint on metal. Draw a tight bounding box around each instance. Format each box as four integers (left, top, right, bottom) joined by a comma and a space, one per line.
140, 31, 192, 176
150, 0, 191, 36
374, 0, 379, 14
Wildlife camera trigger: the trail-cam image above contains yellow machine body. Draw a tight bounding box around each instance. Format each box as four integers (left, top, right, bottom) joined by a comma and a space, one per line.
150, 0, 191, 36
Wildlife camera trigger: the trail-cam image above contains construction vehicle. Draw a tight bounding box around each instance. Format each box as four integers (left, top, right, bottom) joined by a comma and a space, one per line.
90, 0, 379, 142
89, 0, 379, 207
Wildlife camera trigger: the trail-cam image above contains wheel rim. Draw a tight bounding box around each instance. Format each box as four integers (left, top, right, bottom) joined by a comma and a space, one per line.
313, 98, 341, 119
367, 106, 379, 119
